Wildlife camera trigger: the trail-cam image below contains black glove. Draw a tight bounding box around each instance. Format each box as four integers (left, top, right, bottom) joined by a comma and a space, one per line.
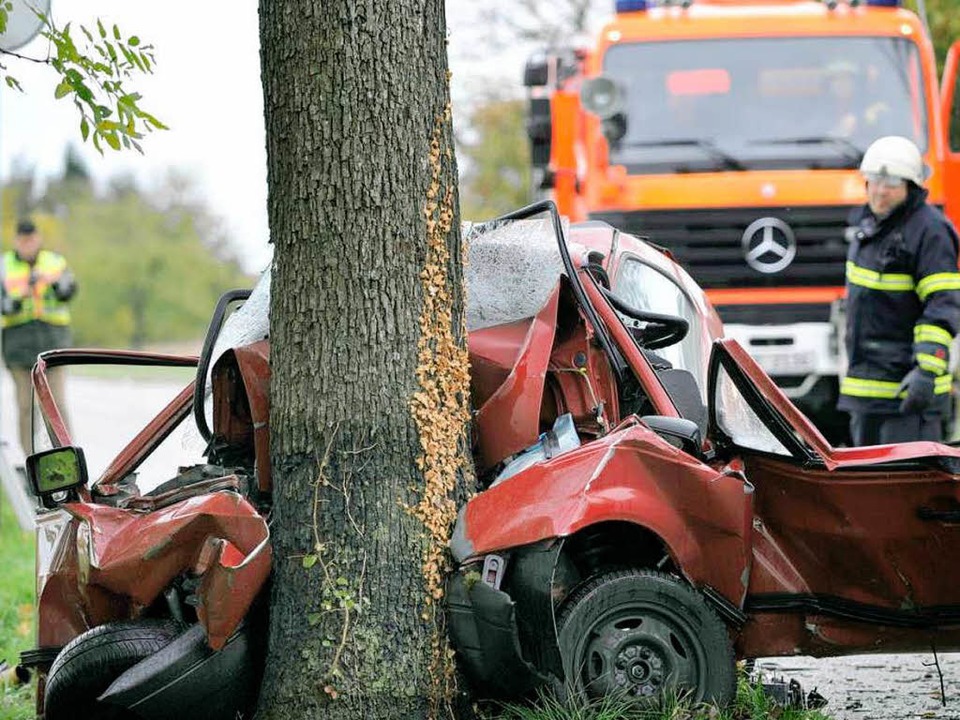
898, 366, 936, 415
0, 295, 22, 316
52, 270, 76, 302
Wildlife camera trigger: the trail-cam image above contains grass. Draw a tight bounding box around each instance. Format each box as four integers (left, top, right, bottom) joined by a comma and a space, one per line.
0, 493, 36, 720
489, 674, 834, 720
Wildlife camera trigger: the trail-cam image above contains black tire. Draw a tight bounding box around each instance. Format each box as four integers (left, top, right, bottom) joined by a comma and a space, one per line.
44, 619, 185, 720
557, 570, 736, 706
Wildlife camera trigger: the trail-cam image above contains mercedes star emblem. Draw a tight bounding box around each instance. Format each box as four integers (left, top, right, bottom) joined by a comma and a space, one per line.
741, 217, 797, 274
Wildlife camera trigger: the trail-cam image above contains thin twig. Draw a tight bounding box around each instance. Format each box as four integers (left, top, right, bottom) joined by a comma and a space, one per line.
0, 48, 49, 65
923, 640, 947, 707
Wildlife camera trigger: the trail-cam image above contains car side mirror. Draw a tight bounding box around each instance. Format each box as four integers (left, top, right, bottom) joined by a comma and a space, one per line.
26, 446, 88, 508
641, 416, 702, 458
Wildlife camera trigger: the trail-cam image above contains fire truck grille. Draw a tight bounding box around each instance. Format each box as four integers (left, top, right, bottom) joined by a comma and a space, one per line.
591, 206, 853, 290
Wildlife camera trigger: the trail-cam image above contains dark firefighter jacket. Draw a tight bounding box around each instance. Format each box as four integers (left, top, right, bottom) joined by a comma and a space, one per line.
838, 186, 960, 415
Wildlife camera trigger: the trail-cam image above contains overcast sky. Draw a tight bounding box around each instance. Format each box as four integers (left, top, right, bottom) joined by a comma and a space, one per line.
0, 2, 607, 272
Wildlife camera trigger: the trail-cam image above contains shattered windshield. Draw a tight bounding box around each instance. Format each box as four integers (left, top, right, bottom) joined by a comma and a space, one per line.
604, 36, 927, 173
465, 216, 566, 331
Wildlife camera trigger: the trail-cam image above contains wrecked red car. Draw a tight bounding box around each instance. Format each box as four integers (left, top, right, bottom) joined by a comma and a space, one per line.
21, 285, 272, 720
449, 202, 960, 705
20, 200, 960, 715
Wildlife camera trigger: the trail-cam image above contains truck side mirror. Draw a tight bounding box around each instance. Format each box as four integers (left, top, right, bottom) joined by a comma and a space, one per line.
641, 416, 703, 458
26, 446, 88, 508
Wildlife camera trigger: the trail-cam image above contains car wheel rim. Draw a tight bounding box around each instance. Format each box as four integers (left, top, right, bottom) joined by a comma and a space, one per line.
578, 606, 703, 699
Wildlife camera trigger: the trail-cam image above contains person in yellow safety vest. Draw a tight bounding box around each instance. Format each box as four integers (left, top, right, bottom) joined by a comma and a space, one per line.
838, 137, 960, 445
0, 219, 76, 456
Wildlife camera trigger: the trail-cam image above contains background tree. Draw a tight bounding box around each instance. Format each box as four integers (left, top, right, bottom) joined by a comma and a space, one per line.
453, 0, 603, 217
473, 0, 597, 51
459, 98, 531, 219
256, 0, 473, 717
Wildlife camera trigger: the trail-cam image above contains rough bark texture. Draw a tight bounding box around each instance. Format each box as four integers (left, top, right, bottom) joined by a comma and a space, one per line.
256, 1, 471, 718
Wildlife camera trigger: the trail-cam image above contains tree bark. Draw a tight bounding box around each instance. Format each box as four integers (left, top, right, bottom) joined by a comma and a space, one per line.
257, 2, 471, 718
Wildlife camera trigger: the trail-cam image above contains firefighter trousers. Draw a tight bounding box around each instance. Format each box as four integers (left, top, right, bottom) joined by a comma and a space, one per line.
849, 411, 942, 446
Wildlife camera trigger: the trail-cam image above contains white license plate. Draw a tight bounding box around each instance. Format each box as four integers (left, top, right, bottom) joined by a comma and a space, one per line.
755, 350, 817, 375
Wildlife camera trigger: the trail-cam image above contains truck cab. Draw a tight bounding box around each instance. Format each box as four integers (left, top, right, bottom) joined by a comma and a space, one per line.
526, 0, 960, 443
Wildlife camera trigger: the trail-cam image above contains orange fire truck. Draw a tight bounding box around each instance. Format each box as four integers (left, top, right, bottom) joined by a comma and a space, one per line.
524, 0, 960, 442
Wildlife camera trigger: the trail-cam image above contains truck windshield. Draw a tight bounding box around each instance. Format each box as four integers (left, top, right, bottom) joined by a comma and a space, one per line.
603, 36, 927, 174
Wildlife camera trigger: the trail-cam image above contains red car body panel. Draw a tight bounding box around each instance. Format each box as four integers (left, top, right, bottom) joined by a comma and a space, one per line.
463, 418, 753, 606
473, 287, 562, 469
31, 348, 272, 657
212, 341, 272, 492
37, 477, 270, 652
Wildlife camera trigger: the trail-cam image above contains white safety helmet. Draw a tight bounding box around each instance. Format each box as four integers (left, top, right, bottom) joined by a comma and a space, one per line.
859, 135, 926, 186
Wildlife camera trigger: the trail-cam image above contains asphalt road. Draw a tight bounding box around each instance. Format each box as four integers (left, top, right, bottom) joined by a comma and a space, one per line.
756, 653, 960, 719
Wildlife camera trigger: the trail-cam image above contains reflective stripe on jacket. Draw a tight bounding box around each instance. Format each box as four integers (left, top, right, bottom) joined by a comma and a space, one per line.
1, 250, 71, 328
838, 186, 960, 414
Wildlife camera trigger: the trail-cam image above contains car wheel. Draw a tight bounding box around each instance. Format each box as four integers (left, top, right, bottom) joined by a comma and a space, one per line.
557, 569, 736, 705
44, 619, 184, 720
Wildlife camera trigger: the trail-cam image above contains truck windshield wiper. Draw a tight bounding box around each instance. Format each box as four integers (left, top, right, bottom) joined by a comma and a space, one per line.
751, 136, 864, 165
625, 138, 746, 171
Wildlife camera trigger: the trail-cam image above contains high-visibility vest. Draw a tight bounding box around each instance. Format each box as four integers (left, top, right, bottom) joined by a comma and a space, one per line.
1, 250, 71, 328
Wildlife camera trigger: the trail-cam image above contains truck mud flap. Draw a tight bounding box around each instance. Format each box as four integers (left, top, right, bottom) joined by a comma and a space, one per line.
448, 573, 550, 698
98, 622, 262, 720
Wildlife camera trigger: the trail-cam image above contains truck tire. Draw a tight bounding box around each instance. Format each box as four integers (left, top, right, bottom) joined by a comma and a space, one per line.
557, 569, 736, 706
44, 619, 184, 720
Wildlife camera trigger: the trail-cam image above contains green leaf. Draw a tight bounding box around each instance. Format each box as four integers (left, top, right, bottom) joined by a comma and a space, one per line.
142, 112, 168, 131
302, 554, 318, 569
104, 131, 121, 151
96, 19, 105, 38
80, 117, 90, 141
74, 83, 94, 103
307, 613, 322, 626
128, 36, 140, 47
113, 24, 121, 41
54, 80, 72, 99
5, 75, 22, 92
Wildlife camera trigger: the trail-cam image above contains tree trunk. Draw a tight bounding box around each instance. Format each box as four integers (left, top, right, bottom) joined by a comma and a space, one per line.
257, 2, 472, 718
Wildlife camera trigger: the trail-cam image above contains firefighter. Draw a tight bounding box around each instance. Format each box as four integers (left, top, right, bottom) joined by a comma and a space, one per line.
1, 219, 76, 455
838, 136, 960, 445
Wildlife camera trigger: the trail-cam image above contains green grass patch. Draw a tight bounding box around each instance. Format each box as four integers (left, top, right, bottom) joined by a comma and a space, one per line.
489, 674, 834, 720
0, 493, 36, 719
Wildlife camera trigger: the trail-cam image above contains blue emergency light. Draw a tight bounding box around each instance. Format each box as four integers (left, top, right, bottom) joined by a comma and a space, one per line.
864, 0, 901, 6
616, 0, 650, 12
